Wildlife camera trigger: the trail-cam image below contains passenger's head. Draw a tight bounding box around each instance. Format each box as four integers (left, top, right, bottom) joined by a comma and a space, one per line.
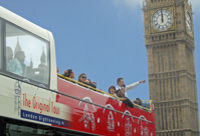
93, 82, 97, 87
108, 86, 116, 95
15, 51, 25, 63
135, 98, 142, 105
78, 73, 87, 82
57, 67, 59, 73
6, 47, 13, 63
63, 69, 74, 79
117, 77, 124, 87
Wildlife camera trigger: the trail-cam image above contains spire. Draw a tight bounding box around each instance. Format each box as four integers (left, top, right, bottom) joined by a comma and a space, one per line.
14, 37, 22, 55
40, 48, 46, 64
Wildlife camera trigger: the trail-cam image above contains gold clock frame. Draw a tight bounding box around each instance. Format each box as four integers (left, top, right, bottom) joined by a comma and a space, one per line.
150, 6, 175, 34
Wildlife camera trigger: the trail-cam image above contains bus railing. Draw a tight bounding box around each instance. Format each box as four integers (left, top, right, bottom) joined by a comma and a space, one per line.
132, 100, 153, 111
57, 74, 153, 112
58, 74, 125, 101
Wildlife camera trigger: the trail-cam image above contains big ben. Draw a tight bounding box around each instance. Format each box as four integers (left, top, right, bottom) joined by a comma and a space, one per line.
143, 0, 200, 136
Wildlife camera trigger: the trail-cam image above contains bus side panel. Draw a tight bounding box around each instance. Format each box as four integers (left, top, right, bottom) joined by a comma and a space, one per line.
57, 78, 156, 136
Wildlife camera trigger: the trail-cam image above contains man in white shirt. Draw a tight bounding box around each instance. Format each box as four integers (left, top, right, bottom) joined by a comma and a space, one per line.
116, 77, 145, 97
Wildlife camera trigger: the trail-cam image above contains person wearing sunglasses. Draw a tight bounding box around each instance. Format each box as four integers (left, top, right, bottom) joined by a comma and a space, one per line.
78, 73, 96, 88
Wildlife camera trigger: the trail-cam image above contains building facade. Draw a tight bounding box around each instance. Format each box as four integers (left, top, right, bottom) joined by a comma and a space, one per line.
143, 0, 200, 135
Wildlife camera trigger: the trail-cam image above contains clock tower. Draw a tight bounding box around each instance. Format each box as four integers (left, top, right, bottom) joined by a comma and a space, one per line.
143, 0, 199, 136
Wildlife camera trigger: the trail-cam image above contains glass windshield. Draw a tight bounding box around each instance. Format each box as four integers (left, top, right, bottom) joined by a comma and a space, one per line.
6, 23, 49, 86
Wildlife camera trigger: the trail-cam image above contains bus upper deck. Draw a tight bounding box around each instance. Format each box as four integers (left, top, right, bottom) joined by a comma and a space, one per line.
58, 74, 153, 111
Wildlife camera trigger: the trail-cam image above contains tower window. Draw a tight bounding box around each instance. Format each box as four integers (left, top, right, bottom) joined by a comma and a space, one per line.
166, 34, 168, 39
173, 33, 176, 39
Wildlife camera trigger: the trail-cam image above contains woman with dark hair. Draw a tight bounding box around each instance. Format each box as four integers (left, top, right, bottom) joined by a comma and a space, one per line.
108, 85, 117, 97
78, 73, 96, 88
78, 73, 87, 82
63, 69, 75, 79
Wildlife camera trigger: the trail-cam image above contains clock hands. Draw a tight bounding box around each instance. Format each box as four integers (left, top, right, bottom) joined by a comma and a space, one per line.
161, 9, 164, 23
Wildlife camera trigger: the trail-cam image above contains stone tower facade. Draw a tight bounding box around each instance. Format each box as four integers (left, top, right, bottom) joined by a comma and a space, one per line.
143, 0, 199, 135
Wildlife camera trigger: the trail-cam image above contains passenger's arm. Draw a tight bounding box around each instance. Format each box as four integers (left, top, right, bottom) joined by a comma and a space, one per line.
126, 80, 145, 91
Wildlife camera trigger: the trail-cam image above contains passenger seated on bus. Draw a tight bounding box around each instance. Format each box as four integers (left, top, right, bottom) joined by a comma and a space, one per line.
78, 73, 96, 88
133, 98, 142, 106
116, 88, 125, 98
108, 85, 117, 97
92, 82, 97, 88
88, 79, 96, 88
57, 67, 59, 73
63, 69, 75, 79
116, 88, 134, 108
6, 47, 13, 65
116, 77, 145, 97
7, 51, 26, 76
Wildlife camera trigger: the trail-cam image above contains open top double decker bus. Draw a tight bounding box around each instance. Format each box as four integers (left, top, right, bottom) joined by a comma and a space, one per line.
0, 6, 156, 136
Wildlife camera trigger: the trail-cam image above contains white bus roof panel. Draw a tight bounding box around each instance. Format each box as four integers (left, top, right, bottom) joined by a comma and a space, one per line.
0, 6, 50, 41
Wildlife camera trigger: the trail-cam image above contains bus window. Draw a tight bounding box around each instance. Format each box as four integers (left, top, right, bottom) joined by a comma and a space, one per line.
5, 122, 92, 136
6, 23, 50, 86
6, 123, 49, 136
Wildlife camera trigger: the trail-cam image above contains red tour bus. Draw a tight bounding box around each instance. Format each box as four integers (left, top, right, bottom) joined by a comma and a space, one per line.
0, 6, 156, 136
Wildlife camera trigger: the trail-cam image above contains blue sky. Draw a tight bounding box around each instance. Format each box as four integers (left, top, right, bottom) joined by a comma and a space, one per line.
1, 0, 200, 124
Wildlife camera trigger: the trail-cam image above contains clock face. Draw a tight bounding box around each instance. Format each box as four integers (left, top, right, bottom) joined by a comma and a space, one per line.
185, 11, 192, 32
152, 9, 173, 31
